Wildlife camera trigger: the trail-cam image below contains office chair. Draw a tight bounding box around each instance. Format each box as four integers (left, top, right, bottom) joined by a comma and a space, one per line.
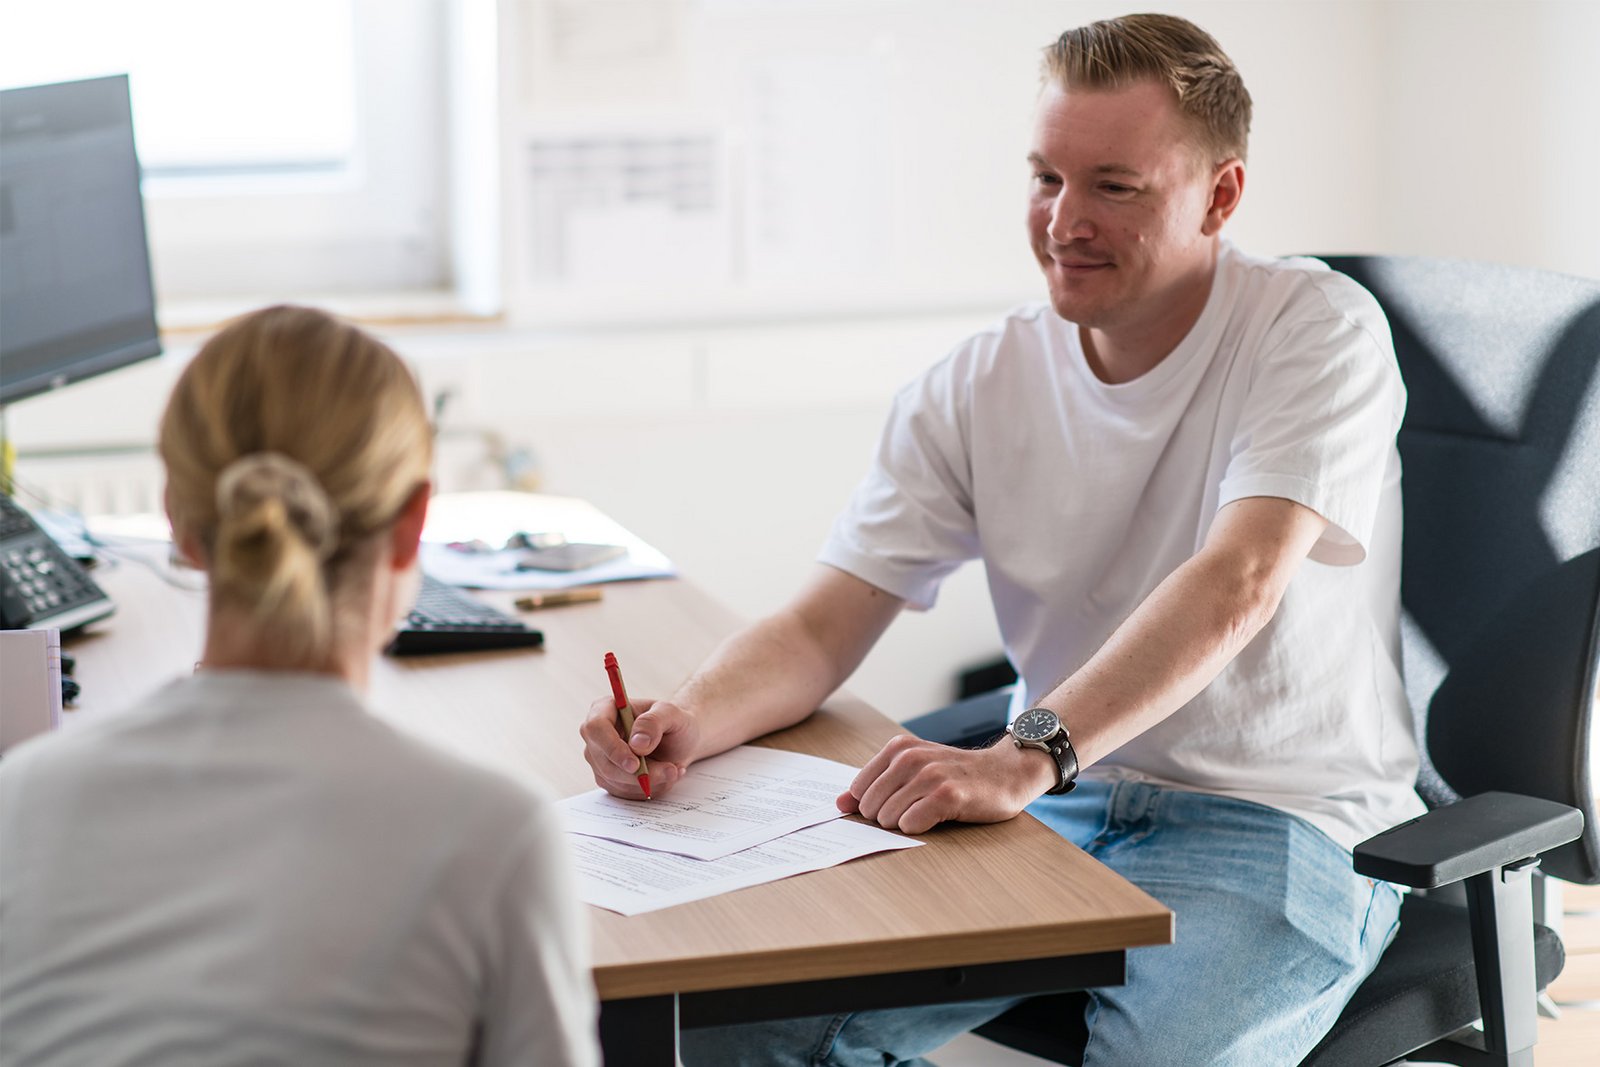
905, 256, 1600, 1066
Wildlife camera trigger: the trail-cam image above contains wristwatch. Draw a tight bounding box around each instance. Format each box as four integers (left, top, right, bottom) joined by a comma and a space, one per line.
1006, 707, 1080, 795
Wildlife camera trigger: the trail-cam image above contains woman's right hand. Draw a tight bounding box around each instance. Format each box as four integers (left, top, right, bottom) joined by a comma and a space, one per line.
579, 697, 701, 799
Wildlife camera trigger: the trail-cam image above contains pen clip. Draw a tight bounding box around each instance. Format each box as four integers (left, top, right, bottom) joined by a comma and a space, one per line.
604, 651, 630, 712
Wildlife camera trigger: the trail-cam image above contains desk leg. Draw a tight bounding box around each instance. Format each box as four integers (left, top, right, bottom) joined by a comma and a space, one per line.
600, 993, 679, 1067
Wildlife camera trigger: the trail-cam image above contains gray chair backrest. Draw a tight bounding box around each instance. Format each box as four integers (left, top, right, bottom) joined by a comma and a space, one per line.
1319, 256, 1600, 885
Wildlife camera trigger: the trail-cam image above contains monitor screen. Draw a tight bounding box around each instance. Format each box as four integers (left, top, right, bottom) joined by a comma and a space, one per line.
0, 74, 161, 406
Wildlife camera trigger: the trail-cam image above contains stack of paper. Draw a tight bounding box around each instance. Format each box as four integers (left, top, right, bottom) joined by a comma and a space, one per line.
419, 491, 676, 591
559, 746, 921, 915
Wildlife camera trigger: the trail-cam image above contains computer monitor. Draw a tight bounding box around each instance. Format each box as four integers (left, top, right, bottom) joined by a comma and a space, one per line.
0, 74, 160, 407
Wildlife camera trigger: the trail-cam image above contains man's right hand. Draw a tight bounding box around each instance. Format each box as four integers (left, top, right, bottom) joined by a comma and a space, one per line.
580, 697, 701, 799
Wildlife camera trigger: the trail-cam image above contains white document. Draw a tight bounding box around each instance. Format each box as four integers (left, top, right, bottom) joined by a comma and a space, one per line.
569, 817, 923, 916
419, 491, 675, 591
559, 746, 857, 860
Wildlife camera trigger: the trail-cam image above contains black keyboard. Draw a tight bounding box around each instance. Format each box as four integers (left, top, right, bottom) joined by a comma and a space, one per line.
385, 574, 544, 656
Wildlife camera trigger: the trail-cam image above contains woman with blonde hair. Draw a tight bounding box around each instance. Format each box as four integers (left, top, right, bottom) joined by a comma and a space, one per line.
0, 306, 599, 1067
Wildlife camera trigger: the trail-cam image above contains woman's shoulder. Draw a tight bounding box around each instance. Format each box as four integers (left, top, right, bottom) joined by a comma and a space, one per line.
360, 713, 559, 818
0, 673, 196, 781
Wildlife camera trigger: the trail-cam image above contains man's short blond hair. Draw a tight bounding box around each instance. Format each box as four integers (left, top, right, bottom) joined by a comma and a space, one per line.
1043, 13, 1252, 166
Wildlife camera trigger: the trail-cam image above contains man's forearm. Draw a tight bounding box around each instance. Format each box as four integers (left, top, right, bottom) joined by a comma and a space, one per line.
1040, 549, 1276, 768
1041, 498, 1327, 769
672, 609, 847, 759
673, 565, 906, 761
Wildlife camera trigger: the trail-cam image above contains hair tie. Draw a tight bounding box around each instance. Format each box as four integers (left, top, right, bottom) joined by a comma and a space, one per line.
215, 452, 338, 561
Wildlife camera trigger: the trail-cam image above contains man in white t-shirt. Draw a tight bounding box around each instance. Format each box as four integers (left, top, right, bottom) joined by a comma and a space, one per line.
581, 13, 1423, 1064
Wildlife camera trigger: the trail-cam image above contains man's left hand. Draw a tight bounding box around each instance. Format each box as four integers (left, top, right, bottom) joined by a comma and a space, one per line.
837, 734, 1058, 834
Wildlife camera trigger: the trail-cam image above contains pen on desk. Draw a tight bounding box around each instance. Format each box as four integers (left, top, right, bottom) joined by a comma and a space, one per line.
603, 651, 652, 799
515, 588, 603, 611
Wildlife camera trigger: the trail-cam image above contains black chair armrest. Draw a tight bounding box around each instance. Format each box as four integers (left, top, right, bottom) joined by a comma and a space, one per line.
1354, 791, 1584, 889
902, 688, 1012, 748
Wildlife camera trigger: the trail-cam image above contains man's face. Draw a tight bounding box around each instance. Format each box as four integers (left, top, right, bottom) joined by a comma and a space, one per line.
1027, 79, 1231, 334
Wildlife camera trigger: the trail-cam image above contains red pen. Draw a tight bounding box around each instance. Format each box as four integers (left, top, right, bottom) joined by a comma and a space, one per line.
603, 651, 652, 799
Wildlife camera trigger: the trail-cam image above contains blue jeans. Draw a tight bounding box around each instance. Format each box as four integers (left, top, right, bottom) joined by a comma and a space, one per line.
680, 780, 1402, 1067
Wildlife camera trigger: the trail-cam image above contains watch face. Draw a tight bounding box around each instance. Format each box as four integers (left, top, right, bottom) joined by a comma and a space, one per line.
1012, 707, 1060, 742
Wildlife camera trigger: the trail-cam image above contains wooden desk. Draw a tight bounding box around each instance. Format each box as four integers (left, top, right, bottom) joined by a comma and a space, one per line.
68, 541, 1172, 1065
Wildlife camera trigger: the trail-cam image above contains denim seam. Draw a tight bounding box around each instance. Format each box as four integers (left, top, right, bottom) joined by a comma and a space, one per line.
1357, 882, 1400, 952
1088, 797, 1113, 844
1105, 779, 1127, 827
1357, 883, 1378, 950
810, 1012, 855, 1067
1101, 826, 1157, 856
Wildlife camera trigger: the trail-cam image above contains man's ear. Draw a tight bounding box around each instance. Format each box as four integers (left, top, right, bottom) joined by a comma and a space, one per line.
389, 482, 432, 571
1202, 159, 1245, 236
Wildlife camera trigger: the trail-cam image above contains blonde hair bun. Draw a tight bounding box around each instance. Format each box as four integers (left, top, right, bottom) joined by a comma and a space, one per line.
160, 304, 432, 666
215, 452, 338, 562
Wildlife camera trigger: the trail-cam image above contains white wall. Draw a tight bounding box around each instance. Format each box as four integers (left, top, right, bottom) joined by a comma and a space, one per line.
495, 0, 1404, 326
11, 0, 1599, 721
1376, 0, 1600, 280
401, 313, 1014, 722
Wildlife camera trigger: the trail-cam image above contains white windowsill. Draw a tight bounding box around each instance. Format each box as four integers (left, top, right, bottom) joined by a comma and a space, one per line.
156, 290, 503, 340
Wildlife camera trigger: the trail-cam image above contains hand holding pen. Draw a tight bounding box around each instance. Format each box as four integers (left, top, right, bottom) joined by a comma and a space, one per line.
581, 653, 700, 801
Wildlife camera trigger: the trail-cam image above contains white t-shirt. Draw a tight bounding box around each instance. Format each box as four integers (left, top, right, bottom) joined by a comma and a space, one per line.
0, 671, 599, 1067
819, 242, 1426, 850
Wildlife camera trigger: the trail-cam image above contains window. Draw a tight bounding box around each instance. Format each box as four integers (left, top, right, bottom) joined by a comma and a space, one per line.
0, 0, 455, 301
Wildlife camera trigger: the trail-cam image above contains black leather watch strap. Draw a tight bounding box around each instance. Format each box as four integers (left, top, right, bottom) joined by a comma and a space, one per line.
1044, 733, 1080, 795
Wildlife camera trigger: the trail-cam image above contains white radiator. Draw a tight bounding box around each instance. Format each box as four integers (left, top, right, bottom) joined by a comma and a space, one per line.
12, 428, 519, 519
12, 451, 165, 518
